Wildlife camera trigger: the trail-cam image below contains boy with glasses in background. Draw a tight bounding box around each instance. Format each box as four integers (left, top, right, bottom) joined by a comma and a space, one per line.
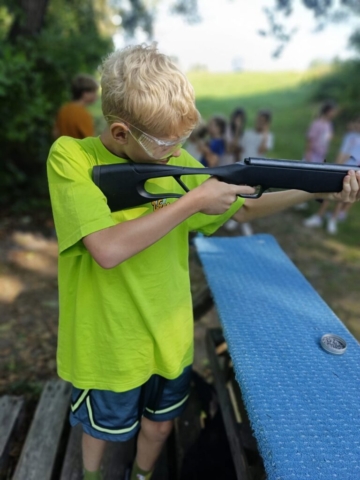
47, 44, 360, 480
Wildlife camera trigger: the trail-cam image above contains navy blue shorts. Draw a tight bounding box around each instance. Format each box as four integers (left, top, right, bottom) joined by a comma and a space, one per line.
69, 366, 192, 442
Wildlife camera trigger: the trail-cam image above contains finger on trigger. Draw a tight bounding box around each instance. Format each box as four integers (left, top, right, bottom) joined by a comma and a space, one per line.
236, 185, 255, 194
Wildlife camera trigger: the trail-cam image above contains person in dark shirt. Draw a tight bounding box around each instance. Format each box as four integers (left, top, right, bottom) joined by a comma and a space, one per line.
199, 115, 227, 167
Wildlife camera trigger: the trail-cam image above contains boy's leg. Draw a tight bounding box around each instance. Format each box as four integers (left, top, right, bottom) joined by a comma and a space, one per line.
82, 432, 107, 471
70, 387, 141, 478
135, 418, 174, 471
130, 365, 192, 477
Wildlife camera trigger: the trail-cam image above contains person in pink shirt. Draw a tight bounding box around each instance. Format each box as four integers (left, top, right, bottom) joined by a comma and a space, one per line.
304, 101, 338, 163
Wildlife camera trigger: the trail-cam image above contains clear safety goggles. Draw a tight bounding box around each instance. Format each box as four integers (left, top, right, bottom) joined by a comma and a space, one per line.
124, 120, 191, 160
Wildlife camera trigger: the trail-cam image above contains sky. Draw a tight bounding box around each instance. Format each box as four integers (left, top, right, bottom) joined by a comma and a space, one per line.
113, 0, 359, 72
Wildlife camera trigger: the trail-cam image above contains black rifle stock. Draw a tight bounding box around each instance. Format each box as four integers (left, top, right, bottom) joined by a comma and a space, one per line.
92, 157, 360, 212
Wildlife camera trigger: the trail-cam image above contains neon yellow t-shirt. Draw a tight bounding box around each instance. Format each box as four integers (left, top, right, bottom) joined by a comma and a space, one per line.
47, 136, 244, 392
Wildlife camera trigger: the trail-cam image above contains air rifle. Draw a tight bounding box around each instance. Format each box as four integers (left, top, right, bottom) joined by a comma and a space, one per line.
92, 157, 360, 212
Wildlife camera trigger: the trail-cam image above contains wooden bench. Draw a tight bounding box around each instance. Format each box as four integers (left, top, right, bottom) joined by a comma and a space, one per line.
196, 234, 360, 480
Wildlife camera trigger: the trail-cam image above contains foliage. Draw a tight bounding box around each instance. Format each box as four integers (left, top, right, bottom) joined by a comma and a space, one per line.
259, 1, 360, 118
0, 0, 113, 207
309, 59, 360, 121
261, 0, 360, 57
0, 0, 203, 210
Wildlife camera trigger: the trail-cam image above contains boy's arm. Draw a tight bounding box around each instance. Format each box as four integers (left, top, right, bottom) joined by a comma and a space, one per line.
233, 170, 360, 223
336, 136, 353, 164
258, 128, 273, 155
258, 134, 269, 154
336, 152, 351, 165
83, 178, 253, 269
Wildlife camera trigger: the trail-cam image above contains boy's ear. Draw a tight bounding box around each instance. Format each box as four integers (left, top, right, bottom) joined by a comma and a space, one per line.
110, 123, 129, 144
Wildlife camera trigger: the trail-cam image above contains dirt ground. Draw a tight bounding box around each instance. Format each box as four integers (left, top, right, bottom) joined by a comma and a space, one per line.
1, 208, 359, 397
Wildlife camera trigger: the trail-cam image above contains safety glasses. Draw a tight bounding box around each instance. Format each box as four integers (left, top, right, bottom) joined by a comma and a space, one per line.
124, 120, 191, 160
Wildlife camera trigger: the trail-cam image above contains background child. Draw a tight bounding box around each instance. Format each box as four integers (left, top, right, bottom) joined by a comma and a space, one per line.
199, 115, 227, 167
304, 101, 338, 163
240, 109, 274, 161
53, 73, 99, 139
226, 107, 247, 163
241, 110, 274, 159
184, 124, 208, 162
304, 117, 360, 233
228, 109, 273, 235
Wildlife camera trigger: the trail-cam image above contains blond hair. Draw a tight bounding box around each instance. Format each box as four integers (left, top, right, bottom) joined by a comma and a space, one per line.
101, 43, 200, 137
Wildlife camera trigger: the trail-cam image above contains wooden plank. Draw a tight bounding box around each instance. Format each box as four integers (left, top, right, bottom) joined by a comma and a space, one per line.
59, 424, 83, 480
0, 396, 25, 472
206, 329, 250, 480
228, 376, 266, 478
12, 380, 71, 480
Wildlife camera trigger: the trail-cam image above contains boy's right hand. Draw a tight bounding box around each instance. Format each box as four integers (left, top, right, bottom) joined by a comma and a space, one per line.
192, 177, 254, 215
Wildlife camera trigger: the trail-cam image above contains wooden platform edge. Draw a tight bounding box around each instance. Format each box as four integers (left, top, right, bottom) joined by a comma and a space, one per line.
206, 329, 251, 480
12, 379, 71, 480
0, 396, 25, 473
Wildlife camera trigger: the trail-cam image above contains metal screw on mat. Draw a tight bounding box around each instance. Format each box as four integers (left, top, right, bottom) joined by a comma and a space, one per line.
321, 334, 347, 355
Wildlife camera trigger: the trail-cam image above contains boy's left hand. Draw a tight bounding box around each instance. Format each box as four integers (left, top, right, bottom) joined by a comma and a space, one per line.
318, 170, 360, 202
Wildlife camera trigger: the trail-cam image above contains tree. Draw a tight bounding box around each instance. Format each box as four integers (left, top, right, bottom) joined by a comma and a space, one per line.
0, 0, 113, 206
260, 0, 360, 57
8, 0, 51, 39
0, 0, 202, 207
259, 1, 360, 120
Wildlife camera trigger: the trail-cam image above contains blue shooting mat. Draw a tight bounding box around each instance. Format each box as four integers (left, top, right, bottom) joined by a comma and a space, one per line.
195, 234, 360, 480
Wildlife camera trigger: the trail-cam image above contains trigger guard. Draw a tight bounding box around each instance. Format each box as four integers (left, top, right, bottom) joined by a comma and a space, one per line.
238, 186, 266, 199
141, 191, 183, 201
138, 180, 183, 201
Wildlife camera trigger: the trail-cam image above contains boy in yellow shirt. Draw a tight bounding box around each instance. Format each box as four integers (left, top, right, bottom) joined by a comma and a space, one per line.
53, 74, 98, 139
47, 44, 360, 480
